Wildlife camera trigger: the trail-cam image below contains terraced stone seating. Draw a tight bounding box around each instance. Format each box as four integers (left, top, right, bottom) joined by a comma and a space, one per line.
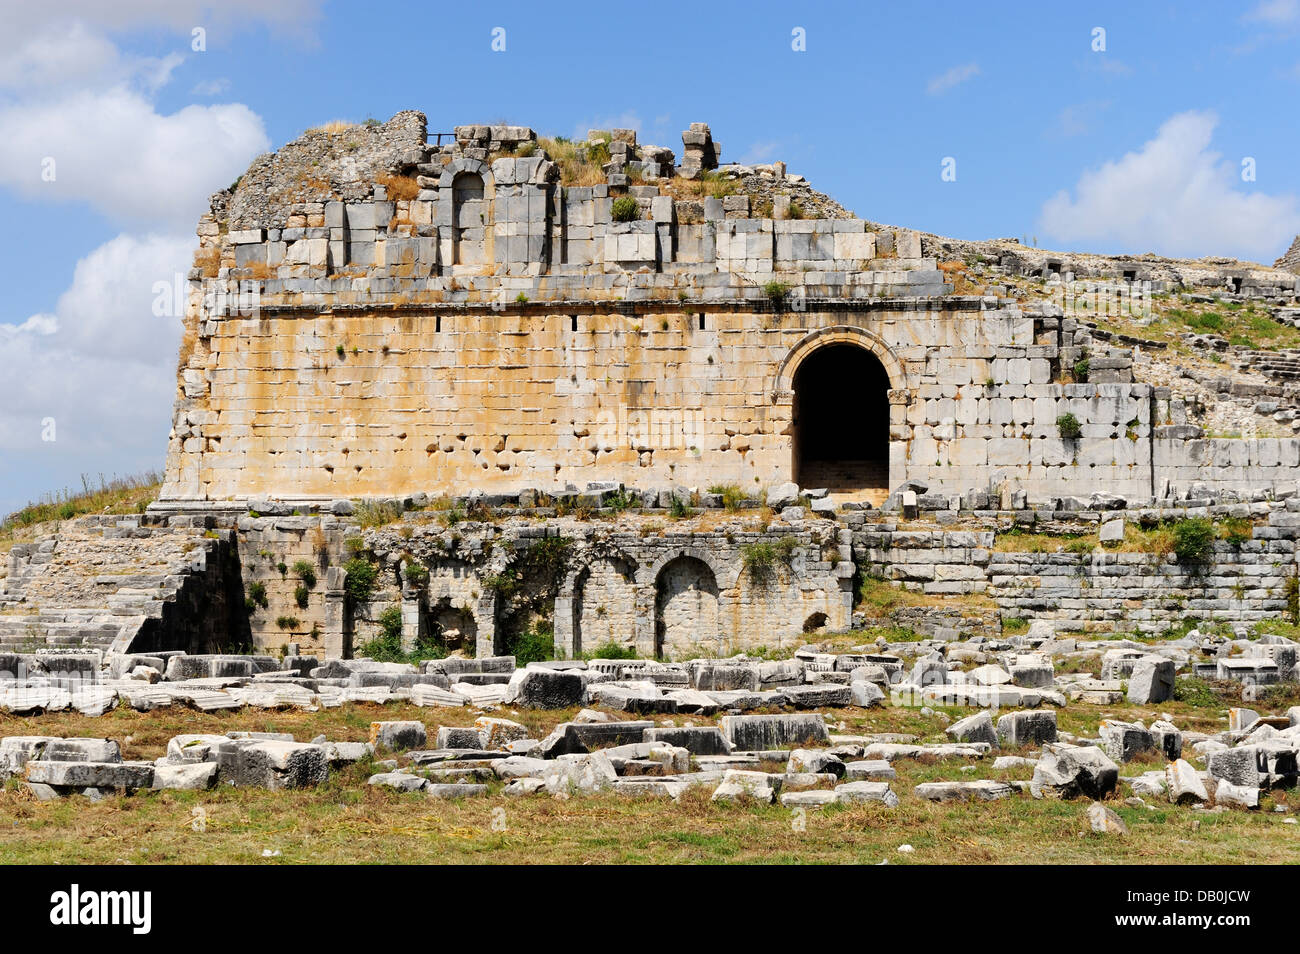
0, 516, 225, 652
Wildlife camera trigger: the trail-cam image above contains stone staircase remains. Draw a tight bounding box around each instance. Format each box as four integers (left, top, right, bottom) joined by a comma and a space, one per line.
0, 516, 238, 654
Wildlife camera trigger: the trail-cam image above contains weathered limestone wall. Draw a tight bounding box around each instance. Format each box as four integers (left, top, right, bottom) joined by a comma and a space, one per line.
155, 110, 1300, 515
1154, 434, 1300, 496
226, 512, 852, 660
902, 382, 1154, 499
229, 516, 352, 652
162, 302, 1006, 502
0, 516, 246, 656
855, 511, 1300, 634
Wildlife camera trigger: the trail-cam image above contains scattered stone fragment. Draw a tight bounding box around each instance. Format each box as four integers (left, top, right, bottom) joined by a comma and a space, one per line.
1086, 801, 1128, 835
947, 711, 998, 746
834, 780, 899, 807
997, 710, 1057, 747
369, 721, 428, 751
711, 769, 776, 804
1031, 744, 1120, 800
1165, 759, 1209, 804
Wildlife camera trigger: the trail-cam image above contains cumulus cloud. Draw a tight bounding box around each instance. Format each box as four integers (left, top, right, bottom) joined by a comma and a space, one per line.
0, 233, 191, 514
0, 1, 322, 50
1245, 0, 1300, 24
0, 88, 267, 226
0, 20, 179, 91
1039, 110, 1300, 261
0, 10, 305, 515
926, 63, 980, 95
191, 77, 231, 96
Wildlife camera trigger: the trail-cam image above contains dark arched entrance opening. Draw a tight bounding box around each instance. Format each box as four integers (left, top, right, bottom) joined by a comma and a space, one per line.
792, 343, 891, 499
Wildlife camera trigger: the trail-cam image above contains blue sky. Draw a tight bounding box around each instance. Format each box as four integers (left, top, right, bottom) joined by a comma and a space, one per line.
3, 0, 1300, 517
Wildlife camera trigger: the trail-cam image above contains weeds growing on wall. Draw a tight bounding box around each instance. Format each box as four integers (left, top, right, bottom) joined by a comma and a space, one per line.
343, 557, 379, 603
354, 499, 405, 529
1056, 412, 1082, 440
611, 195, 640, 222
292, 560, 317, 588
246, 581, 268, 610
402, 559, 429, 588
582, 640, 638, 660
489, 537, 574, 660
707, 484, 747, 512
508, 622, 557, 665
741, 536, 799, 586
1171, 517, 1216, 563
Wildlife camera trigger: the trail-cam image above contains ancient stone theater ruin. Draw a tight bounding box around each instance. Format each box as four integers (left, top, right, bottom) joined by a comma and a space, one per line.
7, 111, 1300, 668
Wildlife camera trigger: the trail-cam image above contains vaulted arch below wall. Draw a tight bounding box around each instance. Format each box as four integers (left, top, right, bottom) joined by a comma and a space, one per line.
424, 597, 478, 655
654, 556, 721, 659
791, 343, 892, 497
572, 556, 637, 656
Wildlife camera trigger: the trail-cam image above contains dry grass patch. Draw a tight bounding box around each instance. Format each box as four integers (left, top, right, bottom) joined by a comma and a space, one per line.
1, 473, 162, 542
377, 173, 421, 201
0, 697, 1296, 863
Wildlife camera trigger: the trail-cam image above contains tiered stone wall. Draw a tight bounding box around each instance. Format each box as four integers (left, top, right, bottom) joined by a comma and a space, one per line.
854, 505, 1300, 634
1154, 433, 1300, 495
156, 110, 1300, 519
227, 512, 852, 659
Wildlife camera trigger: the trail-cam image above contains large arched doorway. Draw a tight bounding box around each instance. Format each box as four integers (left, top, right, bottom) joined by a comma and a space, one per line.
792, 343, 891, 500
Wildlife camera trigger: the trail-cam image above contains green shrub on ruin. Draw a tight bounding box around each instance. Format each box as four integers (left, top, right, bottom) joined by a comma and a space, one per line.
343, 557, 379, 603
1056, 412, 1082, 440
402, 559, 429, 588
292, 560, 317, 588
585, 641, 638, 660
1221, 517, 1252, 548
742, 536, 799, 585
1171, 517, 1216, 563
246, 581, 268, 610
763, 280, 791, 303
708, 484, 747, 511
611, 195, 640, 222
509, 622, 556, 665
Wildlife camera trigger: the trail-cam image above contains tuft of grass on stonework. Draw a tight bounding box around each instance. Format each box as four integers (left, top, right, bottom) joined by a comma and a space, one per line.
582, 641, 639, 661
1, 472, 162, 538
707, 484, 748, 511
354, 499, 405, 529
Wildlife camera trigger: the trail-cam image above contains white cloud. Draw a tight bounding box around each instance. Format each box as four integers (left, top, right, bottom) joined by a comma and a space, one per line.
191, 77, 231, 96
0, 87, 267, 226
0, 2, 322, 52
926, 63, 980, 95
0, 19, 269, 228
0, 313, 59, 338
1039, 110, 1300, 261
1049, 100, 1111, 139
0, 11, 305, 515
0, 233, 191, 505
1245, 0, 1300, 24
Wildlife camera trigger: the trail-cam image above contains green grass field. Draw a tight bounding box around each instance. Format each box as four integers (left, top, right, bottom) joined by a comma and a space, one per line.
0, 694, 1293, 865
